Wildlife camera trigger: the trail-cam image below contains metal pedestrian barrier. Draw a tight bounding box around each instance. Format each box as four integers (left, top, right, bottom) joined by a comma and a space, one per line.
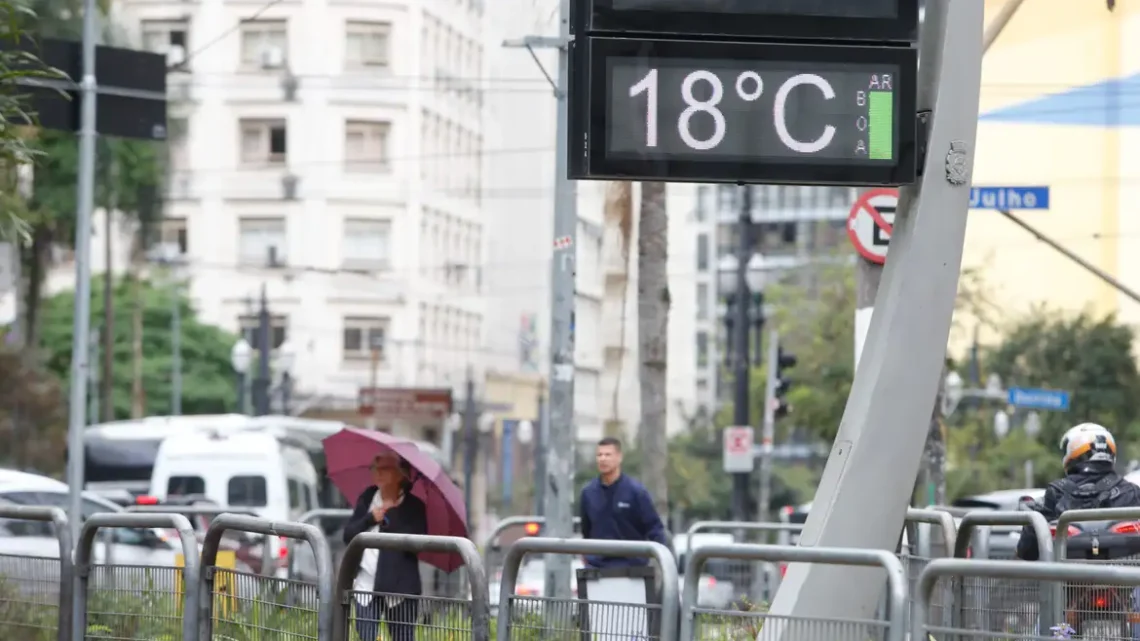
915, 558, 1140, 640
952, 509, 1054, 635
684, 544, 904, 641
334, 532, 489, 641
0, 505, 73, 641
896, 508, 958, 629
498, 537, 678, 641
125, 504, 273, 576
287, 508, 353, 583
683, 520, 803, 605
198, 513, 334, 641
74, 512, 200, 641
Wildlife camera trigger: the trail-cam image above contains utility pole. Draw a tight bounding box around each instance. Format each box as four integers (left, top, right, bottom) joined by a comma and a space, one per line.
65, 0, 98, 552
101, 156, 116, 421
254, 285, 271, 416
366, 335, 382, 430
534, 387, 547, 516
88, 326, 100, 425
171, 281, 182, 415
462, 369, 477, 531
503, 0, 577, 601
730, 185, 756, 523
757, 329, 779, 525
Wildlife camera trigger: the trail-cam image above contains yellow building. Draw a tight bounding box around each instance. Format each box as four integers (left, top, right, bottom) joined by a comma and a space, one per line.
956, 1, 1140, 347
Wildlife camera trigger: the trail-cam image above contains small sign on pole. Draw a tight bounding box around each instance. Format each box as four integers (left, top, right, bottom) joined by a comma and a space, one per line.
723, 426, 755, 473
847, 188, 897, 264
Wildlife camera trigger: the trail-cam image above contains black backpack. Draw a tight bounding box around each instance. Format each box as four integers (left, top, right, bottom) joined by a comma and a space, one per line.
1051, 474, 1126, 515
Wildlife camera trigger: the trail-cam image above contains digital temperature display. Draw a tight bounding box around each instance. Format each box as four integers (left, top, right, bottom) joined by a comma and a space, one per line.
574, 37, 918, 185
583, 0, 919, 42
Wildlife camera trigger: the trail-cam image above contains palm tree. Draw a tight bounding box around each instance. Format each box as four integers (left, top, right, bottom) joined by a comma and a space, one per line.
637, 181, 669, 517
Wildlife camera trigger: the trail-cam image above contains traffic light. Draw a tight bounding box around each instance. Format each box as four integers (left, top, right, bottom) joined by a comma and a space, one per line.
774, 346, 797, 419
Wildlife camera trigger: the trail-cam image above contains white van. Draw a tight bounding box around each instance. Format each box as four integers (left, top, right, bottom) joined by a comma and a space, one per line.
149, 430, 321, 574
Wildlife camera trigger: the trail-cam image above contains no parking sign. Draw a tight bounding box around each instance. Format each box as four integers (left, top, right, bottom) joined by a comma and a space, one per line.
848, 188, 898, 264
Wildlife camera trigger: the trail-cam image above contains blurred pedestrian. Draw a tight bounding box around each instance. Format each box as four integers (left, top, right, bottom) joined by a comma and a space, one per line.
344, 451, 428, 641
579, 437, 668, 567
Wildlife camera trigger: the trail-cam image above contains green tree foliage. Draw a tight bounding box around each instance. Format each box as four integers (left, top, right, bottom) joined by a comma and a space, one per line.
37, 278, 239, 418
0, 346, 67, 475
943, 308, 1140, 499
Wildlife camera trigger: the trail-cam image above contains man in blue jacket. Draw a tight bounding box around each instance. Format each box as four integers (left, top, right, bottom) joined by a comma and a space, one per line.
579, 437, 669, 567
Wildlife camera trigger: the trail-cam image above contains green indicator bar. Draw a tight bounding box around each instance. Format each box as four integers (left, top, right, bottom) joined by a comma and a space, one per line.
868, 91, 894, 160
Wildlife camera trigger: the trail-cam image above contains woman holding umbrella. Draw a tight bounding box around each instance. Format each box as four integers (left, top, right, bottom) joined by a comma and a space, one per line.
343, 451, 428, 641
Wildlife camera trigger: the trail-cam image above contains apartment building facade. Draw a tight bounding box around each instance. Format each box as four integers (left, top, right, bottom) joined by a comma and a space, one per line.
118, 0, 489, 418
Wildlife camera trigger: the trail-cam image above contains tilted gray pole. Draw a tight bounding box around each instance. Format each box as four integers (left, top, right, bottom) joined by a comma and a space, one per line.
543, 0, 578, 601
767, 0, 984, 631
66, 0, 99, 552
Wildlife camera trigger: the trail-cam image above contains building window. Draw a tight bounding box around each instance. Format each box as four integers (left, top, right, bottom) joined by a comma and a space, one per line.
345, 21, 390, 69
239, 314, 288, 349
696, 283, 709, 320
696, 233, 709, 271
141, 20, 189, 64
240, 20, 287, 69
239, 119, 287, 166
343, 317, 389, 360
344, 120, 390, 171
238, 217, 287, 266
342, 218, 391, 269
696, 331, 709, 368
160, 218, 188, 255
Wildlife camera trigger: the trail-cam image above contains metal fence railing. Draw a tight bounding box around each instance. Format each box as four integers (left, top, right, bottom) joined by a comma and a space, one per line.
198, 513, 334, 641
916, 558, 1140, 640
124, 505, 272, 576
334, 532, 489, 641
896, 508, 958, 629
0, 505, 72, 641
682, 544, 905, 641
498, 537, 678, 641
287, 508, 353, 584
73, 512, 200, 641
951, 509, 1053, 635
683, 520, 803, 605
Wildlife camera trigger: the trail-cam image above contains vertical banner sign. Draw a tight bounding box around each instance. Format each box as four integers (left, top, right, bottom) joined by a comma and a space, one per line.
501, 420, 516, 505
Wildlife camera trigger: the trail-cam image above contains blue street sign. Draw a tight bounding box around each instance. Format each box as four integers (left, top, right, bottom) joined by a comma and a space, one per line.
1007, 387, 1071, 411
969, 186, 1050, 210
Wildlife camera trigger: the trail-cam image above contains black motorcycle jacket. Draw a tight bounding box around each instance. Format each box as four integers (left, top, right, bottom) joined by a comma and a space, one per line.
1016, 461, 1140, 560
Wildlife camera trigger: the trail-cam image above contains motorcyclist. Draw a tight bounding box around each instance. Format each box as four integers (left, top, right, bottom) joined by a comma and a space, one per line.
1016, 422, 1140, 560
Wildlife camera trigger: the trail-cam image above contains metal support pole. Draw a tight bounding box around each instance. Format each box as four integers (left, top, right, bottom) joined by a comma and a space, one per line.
757, 329, 779, 525
171, 283, 182, 415
541, 0, 577, 601
88, 326, 100, 425
731, 185, 753, 523
66, 0, 99, 551
236, 372, 247, 415
255, 284, 271, 416
769, 0, 984, 629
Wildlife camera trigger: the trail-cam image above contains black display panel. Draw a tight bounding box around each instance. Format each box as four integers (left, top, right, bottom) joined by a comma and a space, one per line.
573, 37, 917, 185
585, 0, 919, 42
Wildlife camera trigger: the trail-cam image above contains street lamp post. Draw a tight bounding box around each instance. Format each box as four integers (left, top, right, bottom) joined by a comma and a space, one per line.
718, 236, 766, 523
231, 338, 252, 414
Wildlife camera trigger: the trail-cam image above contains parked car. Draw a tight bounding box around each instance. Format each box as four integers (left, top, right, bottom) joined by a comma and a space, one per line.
0, 469, 179, 566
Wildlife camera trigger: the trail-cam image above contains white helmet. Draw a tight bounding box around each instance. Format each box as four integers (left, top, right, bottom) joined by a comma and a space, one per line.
1060, 423, 1117, 469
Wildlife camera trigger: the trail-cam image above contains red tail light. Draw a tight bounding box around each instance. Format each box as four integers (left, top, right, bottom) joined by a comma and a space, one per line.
1094, 595, 1109, 609
135, 495, 160, 505
965, 548, 972, 558
1110, 521, 1140, 535
779, 563, 788, 578
705, 576, 716, 587
1049, 525, 1082, 537
277, 543, 289, 559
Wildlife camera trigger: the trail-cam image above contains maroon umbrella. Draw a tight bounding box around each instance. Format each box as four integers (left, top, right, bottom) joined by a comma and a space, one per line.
322, 427, 467, 572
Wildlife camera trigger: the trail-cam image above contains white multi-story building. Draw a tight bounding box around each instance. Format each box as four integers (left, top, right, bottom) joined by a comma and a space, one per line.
115, 0, 489, 429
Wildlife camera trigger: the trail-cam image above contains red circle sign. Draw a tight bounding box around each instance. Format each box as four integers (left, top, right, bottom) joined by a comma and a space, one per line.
847, 188, 898, 265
